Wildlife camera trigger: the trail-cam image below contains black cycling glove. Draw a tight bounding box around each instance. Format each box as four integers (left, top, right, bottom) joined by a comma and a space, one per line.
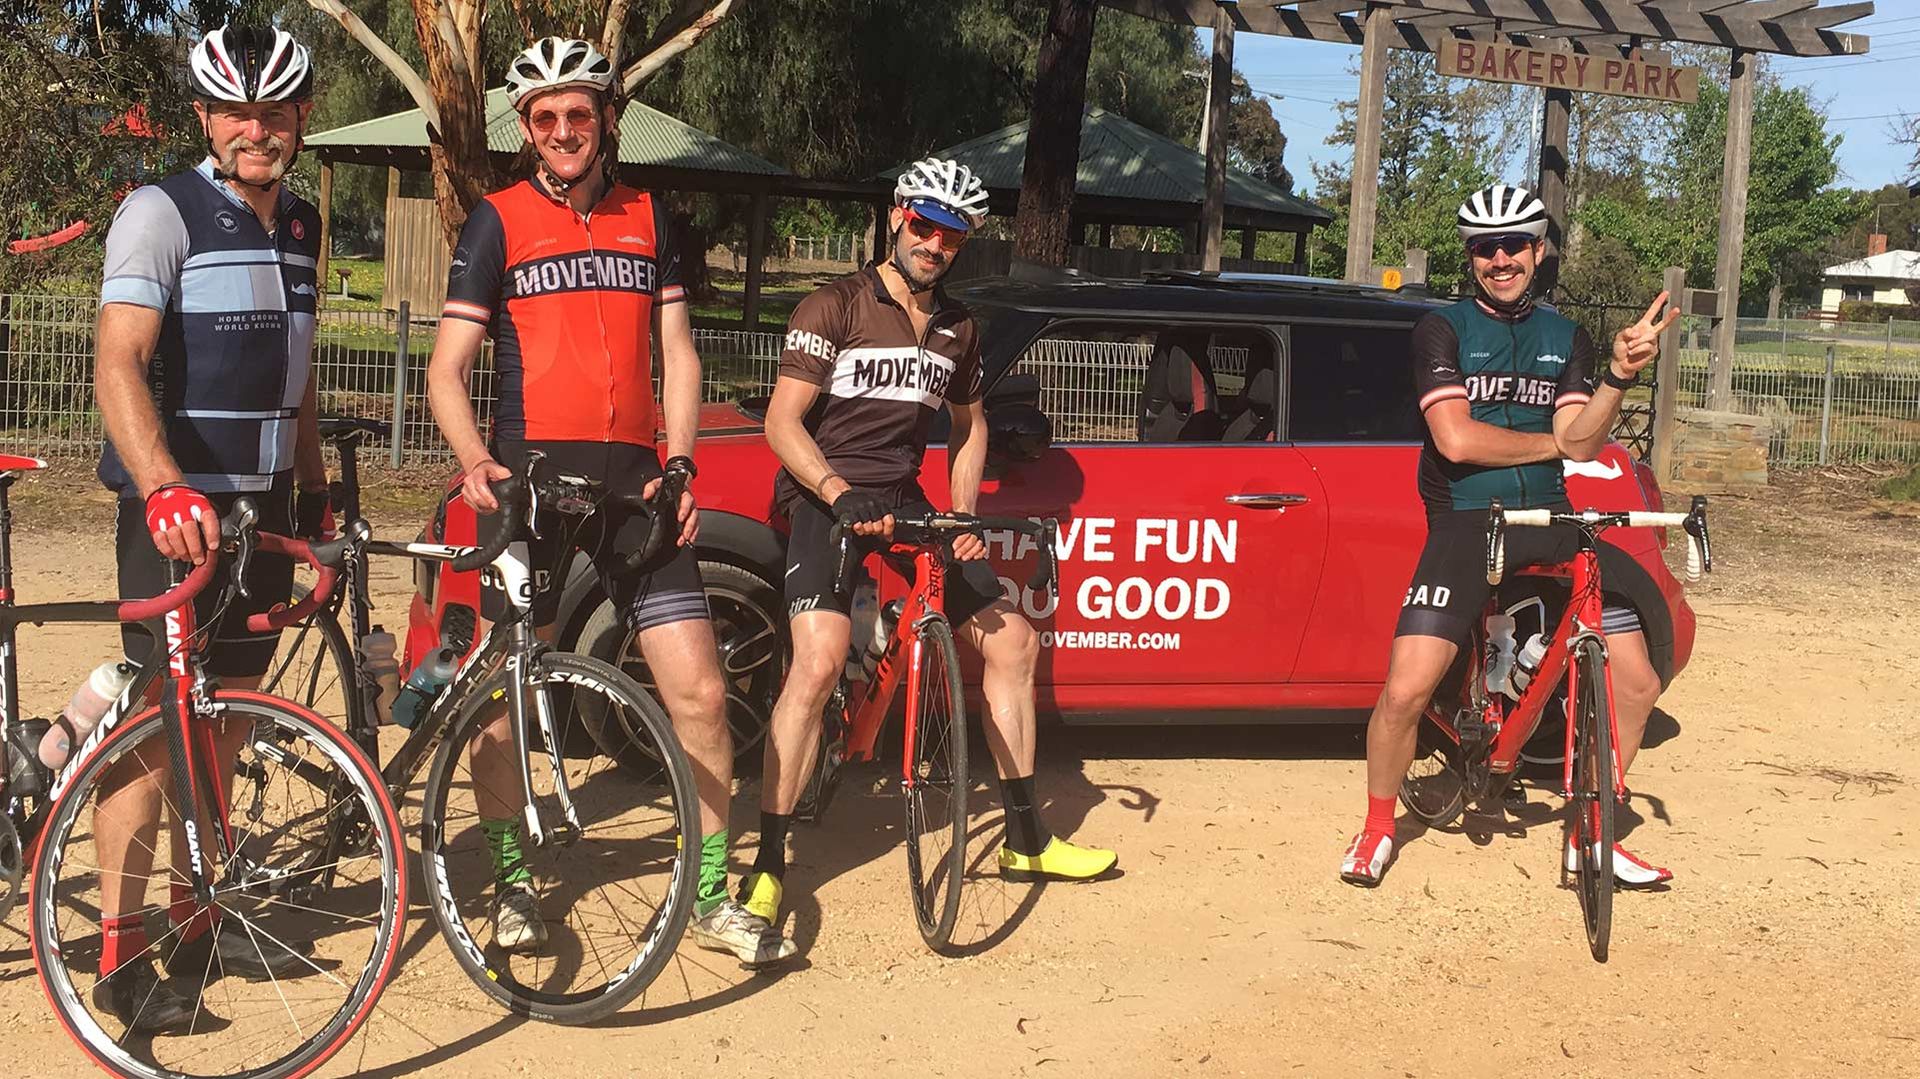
831, 488, 891, 526
294, 489, 334, 541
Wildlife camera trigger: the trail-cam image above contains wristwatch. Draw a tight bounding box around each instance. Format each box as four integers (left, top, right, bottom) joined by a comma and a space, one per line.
663, 454, 697, 480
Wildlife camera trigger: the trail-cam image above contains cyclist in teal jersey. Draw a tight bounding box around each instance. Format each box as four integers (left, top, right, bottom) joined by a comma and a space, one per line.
1340, 185, 1681, 889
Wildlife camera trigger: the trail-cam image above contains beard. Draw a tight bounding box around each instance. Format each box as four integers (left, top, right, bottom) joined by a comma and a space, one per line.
898, 244, 949, 290
217, 134, 290, 180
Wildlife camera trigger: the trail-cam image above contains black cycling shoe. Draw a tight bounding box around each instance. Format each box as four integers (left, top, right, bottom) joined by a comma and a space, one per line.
161, 924, 319, 982
91, 957, 198, 1034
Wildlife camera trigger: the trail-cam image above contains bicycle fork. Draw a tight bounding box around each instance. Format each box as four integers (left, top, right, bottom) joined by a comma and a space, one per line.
504, 626, 579, 846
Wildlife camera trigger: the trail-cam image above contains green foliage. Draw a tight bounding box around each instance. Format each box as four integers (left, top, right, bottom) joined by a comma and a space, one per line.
1837, 301, 1920, 323
1576, 80, 1855, 312
1879, 462, 1920, 502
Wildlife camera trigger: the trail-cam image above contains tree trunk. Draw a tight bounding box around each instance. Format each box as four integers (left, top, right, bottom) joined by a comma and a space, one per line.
412, 0, 497, 248
1012, 0, 1098, 266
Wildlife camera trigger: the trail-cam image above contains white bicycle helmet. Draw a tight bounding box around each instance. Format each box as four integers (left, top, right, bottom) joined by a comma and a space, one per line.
1457, 183, 1549, 244
894, 157, 989, 231
507, 37, 616, 111
189, 24, 313, 103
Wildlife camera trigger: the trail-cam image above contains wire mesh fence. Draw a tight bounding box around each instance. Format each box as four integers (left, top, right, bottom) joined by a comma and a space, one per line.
3, 294, 1917, 471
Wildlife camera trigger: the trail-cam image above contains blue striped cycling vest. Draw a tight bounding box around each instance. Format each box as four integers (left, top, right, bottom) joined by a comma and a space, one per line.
98, 164, 320, 495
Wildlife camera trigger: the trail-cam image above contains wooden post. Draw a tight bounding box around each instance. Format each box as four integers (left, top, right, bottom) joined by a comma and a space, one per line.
383, 166, 401, 310
1099, 222, 1112, 248
744, 190, 769, 330
1200, 2, 1235, 272
1240, 228, 1257, 261
1344, 7, 1391, 282
1536, 88, 1571, 296
1293, 230, 1307, 269
1708, 49, 1756, 412
1013, 0, 1099, 265
871, 201, 888, 266
317, 157, 334, 300
1651, 265, 1686, 487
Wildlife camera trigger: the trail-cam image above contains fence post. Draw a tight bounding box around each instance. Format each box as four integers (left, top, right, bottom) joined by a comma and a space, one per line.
1781, 317, 1788, 363
1889, 317, 1895, 364
1651, 265, 1686, 487
1818, 343, 1835, 466
391, 300, 411, 469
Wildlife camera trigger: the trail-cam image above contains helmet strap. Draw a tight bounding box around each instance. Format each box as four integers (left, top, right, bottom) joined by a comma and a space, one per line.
1472, 272, 1535, 320
887, 224, 942, 295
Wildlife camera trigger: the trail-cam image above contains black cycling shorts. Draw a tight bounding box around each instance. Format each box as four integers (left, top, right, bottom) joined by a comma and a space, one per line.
116, 481, 294, 679
782, 486, 1005, 626
477, 440, 707, 632
1395, 507, 1644, 644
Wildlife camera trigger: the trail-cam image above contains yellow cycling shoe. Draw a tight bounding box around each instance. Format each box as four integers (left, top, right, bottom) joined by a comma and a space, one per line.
998, 837, 1118, 882
737, 870, 784, 925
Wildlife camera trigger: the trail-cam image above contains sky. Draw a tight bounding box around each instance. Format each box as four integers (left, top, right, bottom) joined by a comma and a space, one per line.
1199, 8, 1920, 196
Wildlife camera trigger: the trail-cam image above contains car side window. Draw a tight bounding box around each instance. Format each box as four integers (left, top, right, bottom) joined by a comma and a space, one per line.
1284, 322, 1421, 443
1011, 322, 1284, 444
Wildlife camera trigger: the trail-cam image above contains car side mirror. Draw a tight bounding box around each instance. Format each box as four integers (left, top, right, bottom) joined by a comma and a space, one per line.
987, 401, 1052, 463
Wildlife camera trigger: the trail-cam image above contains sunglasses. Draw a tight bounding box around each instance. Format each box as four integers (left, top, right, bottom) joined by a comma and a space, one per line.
904, 208, 969, 249
527, 106, 600, 135
1468, 234, 1536, 259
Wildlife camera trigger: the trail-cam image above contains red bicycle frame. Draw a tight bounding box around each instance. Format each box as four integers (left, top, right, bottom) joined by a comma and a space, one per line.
838, 543, 949, 788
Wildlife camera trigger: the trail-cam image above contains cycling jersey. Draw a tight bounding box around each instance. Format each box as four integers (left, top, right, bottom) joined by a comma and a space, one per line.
772, 266, 982, 509
441, 177, 684, 445
96, 160, 321, 495
1412, 298, 1597, 515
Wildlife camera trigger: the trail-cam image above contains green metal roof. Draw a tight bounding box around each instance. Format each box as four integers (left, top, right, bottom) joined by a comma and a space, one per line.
308, 88, 787, 176
881, 105, 1330, 223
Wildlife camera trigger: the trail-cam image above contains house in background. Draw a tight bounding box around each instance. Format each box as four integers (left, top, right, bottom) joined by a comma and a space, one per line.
1821, 234, 1920, 312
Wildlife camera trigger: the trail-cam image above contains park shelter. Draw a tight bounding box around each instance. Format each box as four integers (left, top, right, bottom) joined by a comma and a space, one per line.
881, 106, 1333, 278
1083, 0, 1874, 478
305, 90, 791, 324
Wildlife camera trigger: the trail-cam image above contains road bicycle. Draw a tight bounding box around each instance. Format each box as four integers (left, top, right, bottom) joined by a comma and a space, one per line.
1400, 496, 1712, 961
259, 442, 701, 1023
0, 452, 405, 1079
796, 510, 1057, 950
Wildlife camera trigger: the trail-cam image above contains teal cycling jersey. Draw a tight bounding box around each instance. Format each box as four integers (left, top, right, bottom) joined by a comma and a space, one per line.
1412, 298, 1599, 515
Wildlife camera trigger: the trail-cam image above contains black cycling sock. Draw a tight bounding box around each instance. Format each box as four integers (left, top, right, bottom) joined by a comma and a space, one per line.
999, 774, 1051, 856
753, 811, 790, 881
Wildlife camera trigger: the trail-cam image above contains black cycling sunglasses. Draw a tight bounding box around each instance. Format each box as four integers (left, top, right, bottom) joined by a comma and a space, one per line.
1468, 234, 1536, 259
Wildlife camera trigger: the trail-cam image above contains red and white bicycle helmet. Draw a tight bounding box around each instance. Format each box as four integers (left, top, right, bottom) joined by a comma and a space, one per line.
506, 37, 616, 111
189, 24, 313, 103
894, 157, 989, 231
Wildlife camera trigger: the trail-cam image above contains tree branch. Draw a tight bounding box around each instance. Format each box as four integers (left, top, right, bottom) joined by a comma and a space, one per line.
601, 0, 636, 75
306, 0, 442, 131
620, 0, 734, 95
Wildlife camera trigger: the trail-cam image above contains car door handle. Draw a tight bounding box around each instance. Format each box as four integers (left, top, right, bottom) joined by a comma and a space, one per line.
1224, 493, 1311, 509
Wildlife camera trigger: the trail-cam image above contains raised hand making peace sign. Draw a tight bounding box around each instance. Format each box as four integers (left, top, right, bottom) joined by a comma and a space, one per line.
1610, 290, 1682, 383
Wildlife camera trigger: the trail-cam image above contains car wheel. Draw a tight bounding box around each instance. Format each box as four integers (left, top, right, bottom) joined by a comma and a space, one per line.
574, 558, 786, 776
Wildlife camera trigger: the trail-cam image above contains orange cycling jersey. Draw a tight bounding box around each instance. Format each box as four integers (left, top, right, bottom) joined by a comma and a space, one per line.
441, 177, 685, 444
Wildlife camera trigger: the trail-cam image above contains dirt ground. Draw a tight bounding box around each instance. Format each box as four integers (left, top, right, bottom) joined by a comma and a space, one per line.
1, 467, 1916, 1078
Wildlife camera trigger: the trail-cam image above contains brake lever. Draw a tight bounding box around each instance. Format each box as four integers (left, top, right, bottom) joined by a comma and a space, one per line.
1027, 519, 1059, 598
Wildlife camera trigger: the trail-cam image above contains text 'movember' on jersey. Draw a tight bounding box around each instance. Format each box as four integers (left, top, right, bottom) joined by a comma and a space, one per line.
828, 346, 957, 404
507, 249, 661, 298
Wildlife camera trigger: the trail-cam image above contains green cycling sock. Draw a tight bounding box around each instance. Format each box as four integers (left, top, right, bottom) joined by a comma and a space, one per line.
482, 817, 532, 887
695, 829, 729, 917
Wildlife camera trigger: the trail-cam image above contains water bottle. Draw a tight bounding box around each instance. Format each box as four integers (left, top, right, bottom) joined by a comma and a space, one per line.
1483, 613, 1518, 698
361, 626, 401, 725
846, 578, 878, 680
39, 661, 137, 769
861, 599, 903, 677
390, 646, 459, 730
1506, 632, 1549, 700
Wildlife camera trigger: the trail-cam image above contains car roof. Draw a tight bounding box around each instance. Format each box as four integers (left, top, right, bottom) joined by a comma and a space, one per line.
948, 267, 1451, 324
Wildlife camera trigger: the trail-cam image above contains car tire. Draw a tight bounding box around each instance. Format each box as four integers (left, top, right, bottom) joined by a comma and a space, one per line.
574, 558, 787, 777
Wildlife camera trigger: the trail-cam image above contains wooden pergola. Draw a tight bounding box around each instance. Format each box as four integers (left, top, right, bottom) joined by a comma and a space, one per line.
1099, 0, 1875, 413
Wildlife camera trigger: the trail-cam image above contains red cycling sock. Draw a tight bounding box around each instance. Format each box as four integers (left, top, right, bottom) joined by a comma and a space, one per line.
1365, 794, 1398, 838
169, 881, 217, 944
100, 914, 149, 977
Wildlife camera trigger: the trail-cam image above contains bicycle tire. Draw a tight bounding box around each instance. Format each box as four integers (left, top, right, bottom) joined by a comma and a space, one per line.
31, 692, 405, 1079
902, 616, 968, 951
1400, 715, 1468, 829
263, 589, 370, 752
1569, 637, 1616, 962
418, 650, 699, 1023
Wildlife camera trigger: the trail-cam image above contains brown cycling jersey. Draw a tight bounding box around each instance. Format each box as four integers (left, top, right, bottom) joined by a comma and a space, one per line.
773, 265, 983, 509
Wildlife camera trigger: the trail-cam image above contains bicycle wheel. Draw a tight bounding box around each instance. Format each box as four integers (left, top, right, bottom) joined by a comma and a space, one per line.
902, 616, 967, 951
419, 651, 699, 1023
261, 591, 367, 749
31, 692, 405, 1079
1400, 714, 1468, 828
1568, 638, 1616, 962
